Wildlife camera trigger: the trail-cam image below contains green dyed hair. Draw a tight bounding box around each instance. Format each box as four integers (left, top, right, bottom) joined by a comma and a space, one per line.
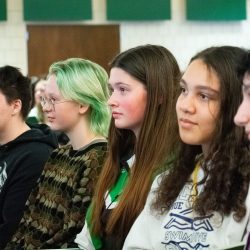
49, 58, 110, 137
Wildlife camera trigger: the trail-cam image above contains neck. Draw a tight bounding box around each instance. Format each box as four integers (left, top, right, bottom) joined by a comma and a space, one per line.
201, 143, 210, 158
0, 119, 30, 145
65, 119, 105, 150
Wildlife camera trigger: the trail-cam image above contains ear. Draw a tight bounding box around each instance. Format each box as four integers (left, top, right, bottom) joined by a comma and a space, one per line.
11, 99, 22, 116
79, 104, 90, 115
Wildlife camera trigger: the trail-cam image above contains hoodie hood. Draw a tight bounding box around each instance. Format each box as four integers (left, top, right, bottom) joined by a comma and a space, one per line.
0, 123, 58, 151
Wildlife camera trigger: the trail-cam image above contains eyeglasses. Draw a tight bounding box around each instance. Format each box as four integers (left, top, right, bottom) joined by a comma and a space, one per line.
40, 96, 71, 110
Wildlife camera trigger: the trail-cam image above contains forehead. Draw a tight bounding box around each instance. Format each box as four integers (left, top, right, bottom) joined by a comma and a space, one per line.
35, 80, 47, 90
0, 90, 7, 100
109, 67, 142, 86
45, 74, 61, 96
182, 59, 220, 90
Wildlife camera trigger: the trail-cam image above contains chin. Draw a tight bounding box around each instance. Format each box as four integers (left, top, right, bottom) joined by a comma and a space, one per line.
114, 122, 126, 129
180, 135, 200, 145
49, 124, 60, 131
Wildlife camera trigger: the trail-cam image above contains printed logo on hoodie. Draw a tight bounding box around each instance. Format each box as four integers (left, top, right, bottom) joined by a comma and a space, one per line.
0, 161, 7, 193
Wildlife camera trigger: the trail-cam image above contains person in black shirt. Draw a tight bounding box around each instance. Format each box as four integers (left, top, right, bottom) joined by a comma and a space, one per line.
0, 66, 58, 249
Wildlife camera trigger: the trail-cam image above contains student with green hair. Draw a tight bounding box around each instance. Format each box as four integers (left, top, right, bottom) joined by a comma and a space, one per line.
6, 58, 111, 249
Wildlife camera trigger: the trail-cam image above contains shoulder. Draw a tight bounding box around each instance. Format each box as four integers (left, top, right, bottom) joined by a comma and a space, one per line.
81, 141, 108, 158
141, 172, 166, 213
152, 171, 168, 190
86, 141, 107, 151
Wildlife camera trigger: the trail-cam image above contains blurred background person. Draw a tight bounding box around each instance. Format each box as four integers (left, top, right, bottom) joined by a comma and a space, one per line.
27, 76, 47, 124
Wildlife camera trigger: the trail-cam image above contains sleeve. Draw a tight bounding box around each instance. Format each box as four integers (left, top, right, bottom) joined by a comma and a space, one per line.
75, 221, 95, 250
0, 146, 52, 249
243, 185, 250, 242
122, 175, 163, 250
244, 223, 250, 243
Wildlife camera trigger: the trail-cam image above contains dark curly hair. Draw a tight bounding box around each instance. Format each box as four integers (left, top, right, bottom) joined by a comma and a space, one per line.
153, 46, 250, 221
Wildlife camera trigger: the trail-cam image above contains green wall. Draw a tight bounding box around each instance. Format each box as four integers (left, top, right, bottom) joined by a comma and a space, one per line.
23, 0, 92, 21
107, 0, 171, 20
186, 0, 246, 21
0, 0, 7, 21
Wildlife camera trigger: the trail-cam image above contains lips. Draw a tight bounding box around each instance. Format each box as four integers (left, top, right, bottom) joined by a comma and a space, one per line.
47, 117, 55, 122
112, 111, 122, 118
179, 118, 198, 128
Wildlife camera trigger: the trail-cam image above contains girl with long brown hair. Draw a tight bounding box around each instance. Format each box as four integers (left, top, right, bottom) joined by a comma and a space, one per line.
123, 46, 250, 250
75, 44, 181, 249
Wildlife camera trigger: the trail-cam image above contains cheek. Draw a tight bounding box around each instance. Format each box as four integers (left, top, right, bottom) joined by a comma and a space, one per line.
130, 106, 146, 122
176, 98, 181, 116
129, 95, 147, 119
122, 94, 144, 112
243, 99, 250, 118
207, 102, 220, 125
54, 105, 78, 121
53, 112, 78, 131
124, 103, 142, 122
199, 114, 218, 142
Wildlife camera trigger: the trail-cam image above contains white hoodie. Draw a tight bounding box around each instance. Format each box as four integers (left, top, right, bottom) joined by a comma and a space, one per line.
123, 171, 250, 250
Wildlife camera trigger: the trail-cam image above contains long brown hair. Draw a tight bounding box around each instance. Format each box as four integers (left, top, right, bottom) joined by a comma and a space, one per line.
154, 46, 250, 221
91, 45, 181, 243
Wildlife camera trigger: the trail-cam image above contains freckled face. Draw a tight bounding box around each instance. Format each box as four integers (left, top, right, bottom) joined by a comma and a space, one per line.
176, 59, 220, 153
108, 67, 147, 138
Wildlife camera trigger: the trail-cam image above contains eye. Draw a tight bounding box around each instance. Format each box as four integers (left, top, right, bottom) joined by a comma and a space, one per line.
179, 86, 187, 95
242, 85, 250, 97
49, 97, 57, 104
119, 87, 126, 92
199, 93, 210, 101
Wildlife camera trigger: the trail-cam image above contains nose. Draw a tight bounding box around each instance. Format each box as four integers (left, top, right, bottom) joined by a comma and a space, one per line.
41, 101, 53, 113
177, 94, 196, 114
234, 102, 248, 127
107, 92, 118, 107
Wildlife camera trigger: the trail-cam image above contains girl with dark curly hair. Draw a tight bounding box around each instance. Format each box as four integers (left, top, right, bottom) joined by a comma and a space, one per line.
123, 46, 250, 250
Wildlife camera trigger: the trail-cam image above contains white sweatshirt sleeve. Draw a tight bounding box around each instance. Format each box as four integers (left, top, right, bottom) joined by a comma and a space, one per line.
75, 221, 95, 250
243, 192, 250, 242
123, 175, 250, 250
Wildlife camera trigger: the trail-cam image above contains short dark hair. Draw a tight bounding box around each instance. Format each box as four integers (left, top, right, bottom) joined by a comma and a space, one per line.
0, 65, 32, 119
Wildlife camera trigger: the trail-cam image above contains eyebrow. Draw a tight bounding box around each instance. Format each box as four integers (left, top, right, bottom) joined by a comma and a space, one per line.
180, 79, 219, 95
45, 92, 61, 99
108, 82, 130, 87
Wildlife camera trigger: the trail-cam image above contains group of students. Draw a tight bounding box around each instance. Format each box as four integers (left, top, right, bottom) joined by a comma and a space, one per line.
0, 44, 249, 250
